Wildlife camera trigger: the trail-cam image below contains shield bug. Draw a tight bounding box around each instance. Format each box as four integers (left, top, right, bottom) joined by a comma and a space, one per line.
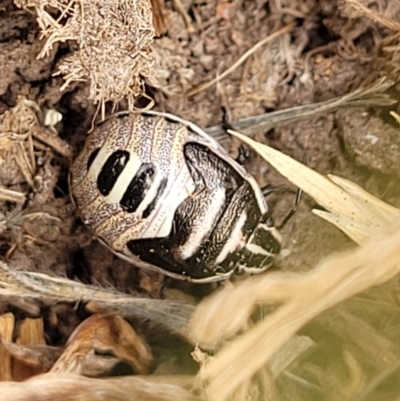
69, 111, 281, 283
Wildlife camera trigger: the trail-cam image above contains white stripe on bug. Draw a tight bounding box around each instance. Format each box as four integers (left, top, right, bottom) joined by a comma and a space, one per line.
176, 187, 227, 260
245, 243, 275, 257
112, 164, 195, 248
142, 165, 195, 238
134, 171, 162, 215
105, 152, 142, 204
214, 211, 247, 266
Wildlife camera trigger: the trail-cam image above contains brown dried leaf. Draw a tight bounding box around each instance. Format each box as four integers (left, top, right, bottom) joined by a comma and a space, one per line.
51, 314, 153, 375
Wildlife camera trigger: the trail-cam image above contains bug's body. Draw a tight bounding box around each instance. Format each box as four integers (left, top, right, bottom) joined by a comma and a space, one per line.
69, 111, 281, 283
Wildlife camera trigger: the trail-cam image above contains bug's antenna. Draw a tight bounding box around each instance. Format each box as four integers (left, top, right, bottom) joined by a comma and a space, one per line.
221, 106, 249, 165
221, 106, 234, 131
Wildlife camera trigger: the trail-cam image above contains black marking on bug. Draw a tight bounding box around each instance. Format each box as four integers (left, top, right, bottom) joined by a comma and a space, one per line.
252, 225, 280, 251
141, 111, 156, 118
87, 148, 100, 171
115, 112, 130, 119
163, 115, 181, 124
243, 226, 281, 267
120, 163, 156, 213
173, 142, 244, 250
97, 150, 130, 196
127, 237, 185, 273
142, 177, 168, 218
185, 124, 203, 138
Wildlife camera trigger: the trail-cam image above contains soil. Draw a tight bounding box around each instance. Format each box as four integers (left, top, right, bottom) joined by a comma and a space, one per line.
1, 0, 400, 398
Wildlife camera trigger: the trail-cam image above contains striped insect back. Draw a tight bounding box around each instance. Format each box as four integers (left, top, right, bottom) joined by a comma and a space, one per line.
70, 111, 281, 282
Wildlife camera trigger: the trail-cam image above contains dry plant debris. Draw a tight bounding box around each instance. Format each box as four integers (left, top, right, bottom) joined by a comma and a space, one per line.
229, 126, 400, 244
0, 373, 201, 401
14, 0, 158, 113
0, 313, 14, 381
0, 261, 194, 337
150, 0, 169, 36
190, 203, 400, 401
342, 0, 400, 31
185, 116, 400, 400
50, 314, 153, 375
0, 98, 71, 259
0, 98, 71, 199
186, 23, 296, 97
0, 312, 201, 401
205, 77, 396, 141
1, 0, 400, 400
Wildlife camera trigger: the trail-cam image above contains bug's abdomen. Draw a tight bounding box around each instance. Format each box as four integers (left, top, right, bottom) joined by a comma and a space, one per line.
127, 143, 263, 279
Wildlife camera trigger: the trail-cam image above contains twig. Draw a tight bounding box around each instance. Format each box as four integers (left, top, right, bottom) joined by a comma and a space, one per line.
390, 110, 400, 125
186, 23, 296, 97
344, 0, 400, 31
172, 0, 196, 33
0, 187, 26, 204
31, 126, 74, 160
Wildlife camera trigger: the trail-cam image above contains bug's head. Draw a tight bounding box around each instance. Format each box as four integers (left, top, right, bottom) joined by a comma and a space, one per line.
238, 220, 282, 274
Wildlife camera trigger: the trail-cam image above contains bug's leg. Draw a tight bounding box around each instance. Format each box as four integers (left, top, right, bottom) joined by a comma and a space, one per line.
221, 106, 250, 165
261, 184, 287, 197
277, 153, 307, 230
277, 191, 301, 229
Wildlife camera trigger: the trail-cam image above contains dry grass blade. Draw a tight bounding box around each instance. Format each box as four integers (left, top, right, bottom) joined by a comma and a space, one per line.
172, 0, 195, 33
186, 23, 295, 97
0, 262, 194, 338
205, 78, 395, 140
227, 129, 400, 244
0, 373, 201, 401
313, 175, 400, 244
31, 126, 73, 159
190, 219, 400, 401
151, 0, 169, 36
269, 335, 314, 377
